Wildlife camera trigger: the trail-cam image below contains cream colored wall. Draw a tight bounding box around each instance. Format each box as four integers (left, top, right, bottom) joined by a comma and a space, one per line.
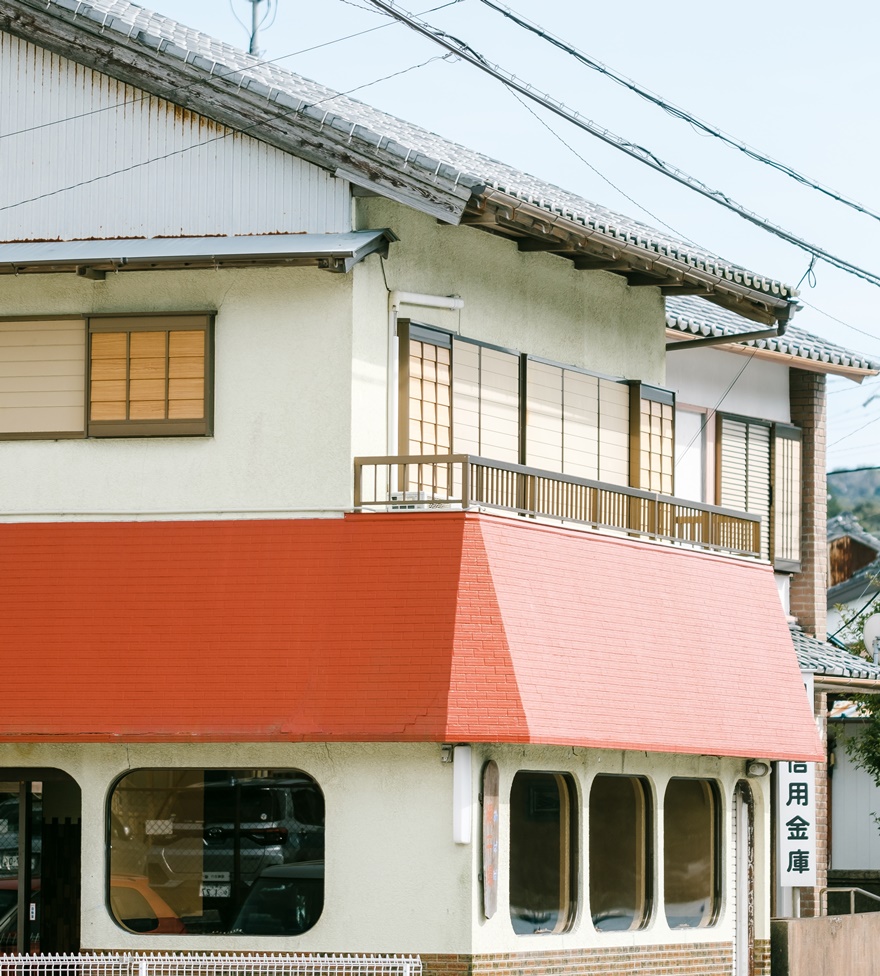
355, 200, 667, 385
0, 268, 356, 517
0, 741, 770, 955
468, 745, 770, 952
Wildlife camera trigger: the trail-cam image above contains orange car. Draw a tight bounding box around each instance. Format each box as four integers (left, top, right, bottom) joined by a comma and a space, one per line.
0, 874, 185, 950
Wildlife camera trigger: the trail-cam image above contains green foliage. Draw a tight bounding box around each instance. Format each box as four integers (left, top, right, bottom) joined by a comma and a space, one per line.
834, 596, 880, 789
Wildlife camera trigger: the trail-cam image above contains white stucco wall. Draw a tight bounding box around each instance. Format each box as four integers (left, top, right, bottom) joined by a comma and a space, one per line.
666, 345, 791, 423
355, 199, 667, 386
0, 742, 770, 955
0, 267, 360, 517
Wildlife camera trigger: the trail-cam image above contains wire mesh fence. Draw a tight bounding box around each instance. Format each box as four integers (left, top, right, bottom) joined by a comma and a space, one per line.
0, 954, 422, 976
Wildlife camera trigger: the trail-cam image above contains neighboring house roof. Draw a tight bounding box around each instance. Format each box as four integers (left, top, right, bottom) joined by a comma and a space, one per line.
0, 512, 821, 760
0, 0, 797, 325
667, 295, 880, 379
828, 564, 880, 608
791, 625, 880, 681
828, 513, 880, 552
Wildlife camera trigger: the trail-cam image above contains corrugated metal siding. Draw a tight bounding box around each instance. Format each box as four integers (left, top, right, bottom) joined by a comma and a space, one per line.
0, 32, 351, 241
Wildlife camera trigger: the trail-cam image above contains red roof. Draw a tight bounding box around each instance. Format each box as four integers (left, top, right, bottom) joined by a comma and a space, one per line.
0, 513, 821, 759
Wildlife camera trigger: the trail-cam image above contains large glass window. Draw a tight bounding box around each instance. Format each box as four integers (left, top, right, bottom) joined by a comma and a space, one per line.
589, 775, 651, 932
109, 769, 324, 936
509, 771, 577, 935
663, 779, 720, 928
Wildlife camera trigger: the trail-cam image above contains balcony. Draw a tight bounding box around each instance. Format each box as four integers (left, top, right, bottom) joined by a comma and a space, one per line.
354, 455, 761, 559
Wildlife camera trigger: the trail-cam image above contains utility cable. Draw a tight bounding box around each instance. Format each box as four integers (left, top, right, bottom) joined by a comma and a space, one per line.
364, 0, 880, 291
474, 0, 880, 228
505, 86, 697, 245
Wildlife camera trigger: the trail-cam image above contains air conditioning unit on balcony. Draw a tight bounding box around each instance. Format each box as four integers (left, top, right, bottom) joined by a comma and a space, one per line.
389, 490, 430, 511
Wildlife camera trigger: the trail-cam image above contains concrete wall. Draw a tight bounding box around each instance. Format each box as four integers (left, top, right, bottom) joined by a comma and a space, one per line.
771, 912, 880, 976
0, 741, 769, 957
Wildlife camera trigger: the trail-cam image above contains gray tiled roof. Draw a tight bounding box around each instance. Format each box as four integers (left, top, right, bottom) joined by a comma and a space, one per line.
30, 0, 798, 302
791, 626, 880, 680
828, 514, 880, 551
667, 295, 880, 372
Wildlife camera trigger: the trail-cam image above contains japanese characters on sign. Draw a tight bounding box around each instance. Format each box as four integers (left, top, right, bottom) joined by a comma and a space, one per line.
777, 760, 816, 887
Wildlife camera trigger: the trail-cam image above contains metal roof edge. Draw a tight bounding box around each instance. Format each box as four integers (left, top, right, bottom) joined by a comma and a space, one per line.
0, 230, 396, 275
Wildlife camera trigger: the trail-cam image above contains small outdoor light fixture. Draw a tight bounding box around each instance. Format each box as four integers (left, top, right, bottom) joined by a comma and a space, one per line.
452, 745, 473, 844
746, 759, 771, 778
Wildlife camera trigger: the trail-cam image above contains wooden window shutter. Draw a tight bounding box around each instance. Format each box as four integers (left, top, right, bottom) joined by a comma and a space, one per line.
0, 318, 86, 437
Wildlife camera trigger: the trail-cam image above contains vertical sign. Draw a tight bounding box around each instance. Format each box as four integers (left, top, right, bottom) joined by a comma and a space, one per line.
777, 760, 816, 887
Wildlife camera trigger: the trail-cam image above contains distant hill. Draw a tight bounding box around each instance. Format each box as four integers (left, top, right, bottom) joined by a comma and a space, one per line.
828, 467, 880, 535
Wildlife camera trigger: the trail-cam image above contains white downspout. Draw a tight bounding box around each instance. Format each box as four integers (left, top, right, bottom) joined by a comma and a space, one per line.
387, 291, 464, 456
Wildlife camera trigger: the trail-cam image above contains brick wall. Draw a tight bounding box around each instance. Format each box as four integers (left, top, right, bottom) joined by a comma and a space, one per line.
422, 940, 770, 976
789, 369, 827, 639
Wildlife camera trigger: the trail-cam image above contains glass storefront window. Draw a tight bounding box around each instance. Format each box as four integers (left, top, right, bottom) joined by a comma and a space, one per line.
589, 775, 652, 932
664, 778, 720, 928
509, 771, 577, 935
108, 769, 324, 935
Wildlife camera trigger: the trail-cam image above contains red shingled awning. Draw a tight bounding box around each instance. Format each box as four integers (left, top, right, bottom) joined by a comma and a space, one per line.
0, 512, 821, 759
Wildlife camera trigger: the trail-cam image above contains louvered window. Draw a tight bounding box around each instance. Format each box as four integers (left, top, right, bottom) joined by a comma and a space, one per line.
718, 415, 801, 568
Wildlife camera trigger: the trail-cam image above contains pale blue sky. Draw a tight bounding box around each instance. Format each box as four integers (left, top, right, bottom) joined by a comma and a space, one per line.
141, 0, 880, 472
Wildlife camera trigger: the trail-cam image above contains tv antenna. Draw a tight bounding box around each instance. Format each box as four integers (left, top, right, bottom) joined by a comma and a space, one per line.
233, 0, 277, 56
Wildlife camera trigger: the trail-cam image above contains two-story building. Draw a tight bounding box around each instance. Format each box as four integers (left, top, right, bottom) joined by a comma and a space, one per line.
0, 1, 874, 974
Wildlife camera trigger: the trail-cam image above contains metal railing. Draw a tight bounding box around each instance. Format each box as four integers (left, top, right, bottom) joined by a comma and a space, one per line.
820, 885, 880, 915
354, 454, 762, 558
0, 956, 422, 976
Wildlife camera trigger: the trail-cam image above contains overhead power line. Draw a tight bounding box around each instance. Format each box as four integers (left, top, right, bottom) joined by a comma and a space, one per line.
475, 0, 880, 228
364, 0, 880, 291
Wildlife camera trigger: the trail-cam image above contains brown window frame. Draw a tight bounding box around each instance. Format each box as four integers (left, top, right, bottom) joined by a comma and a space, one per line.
629, 383, 675, 495
87, 313, 214, 438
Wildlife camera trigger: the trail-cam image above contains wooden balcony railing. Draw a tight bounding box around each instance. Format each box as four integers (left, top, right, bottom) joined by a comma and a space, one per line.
354, 454, 762, 559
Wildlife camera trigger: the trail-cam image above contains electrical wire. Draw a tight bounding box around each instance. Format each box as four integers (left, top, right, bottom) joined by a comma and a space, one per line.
474, 0, 880, 228
364, 0, 880, 291
0, 53, 451, 216
505, 87, 697, 245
